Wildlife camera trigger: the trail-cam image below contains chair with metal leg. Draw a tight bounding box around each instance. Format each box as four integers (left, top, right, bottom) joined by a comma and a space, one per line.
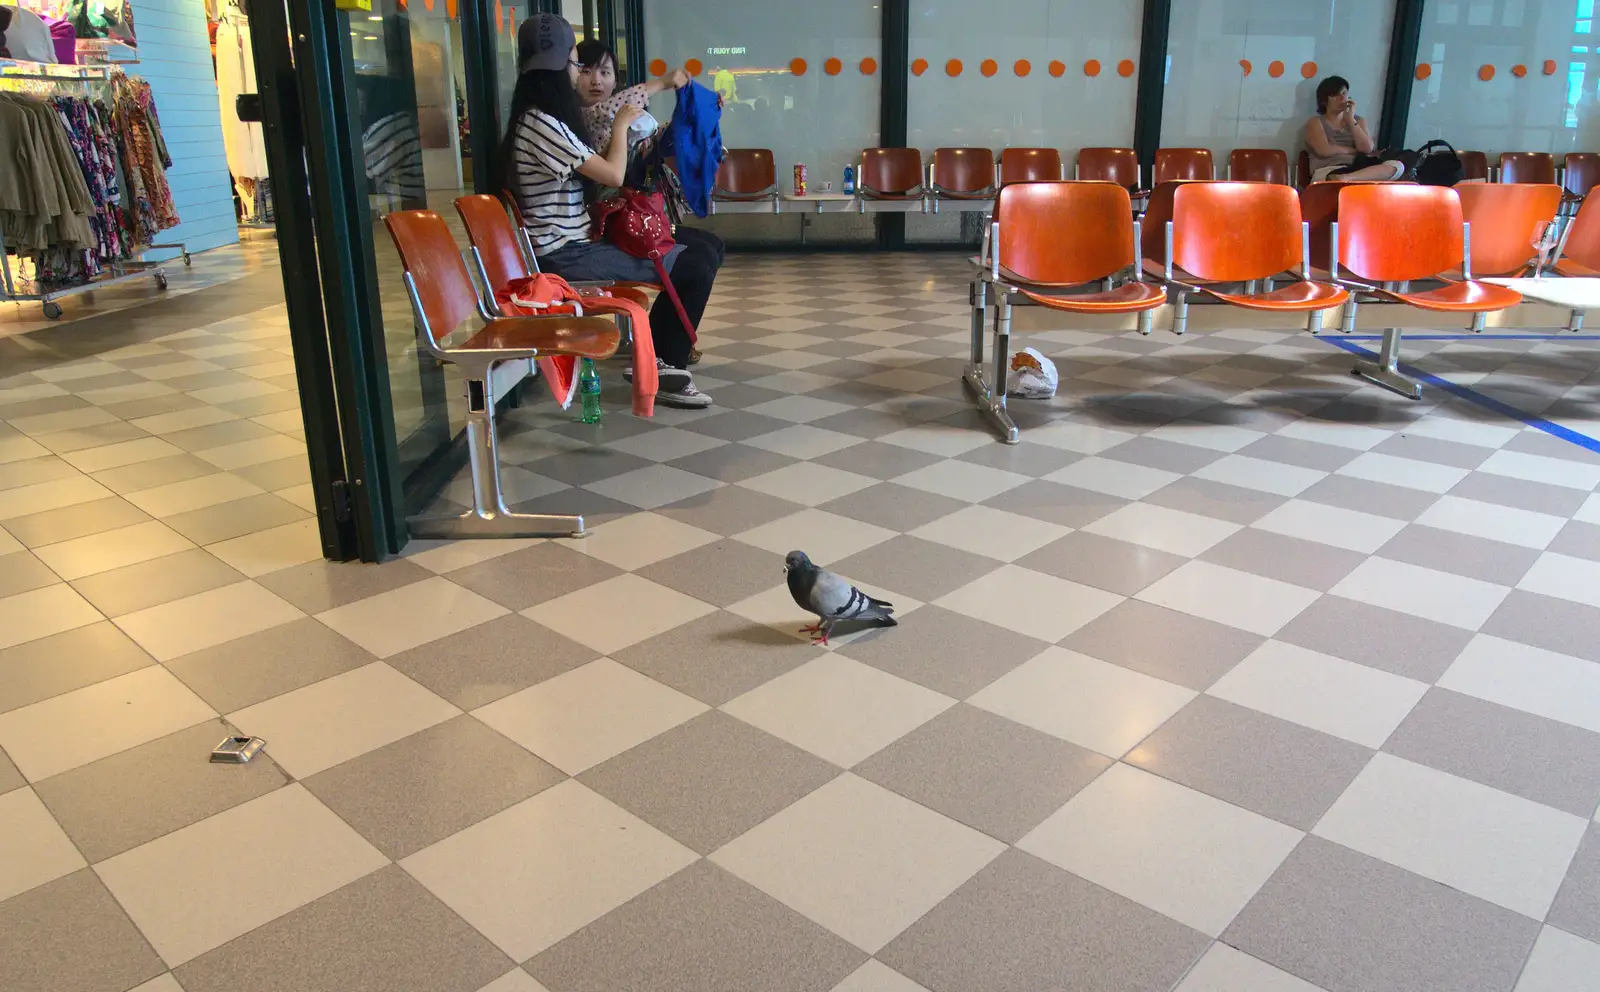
1453, 182, 1563, 277
1330, 184, 1521, 399
384, 209, 622, 539
1000, 147, 1063, 184
1227, 148, 1290, 185
968, 181, 1165, 444
1154, 147, 1216, 183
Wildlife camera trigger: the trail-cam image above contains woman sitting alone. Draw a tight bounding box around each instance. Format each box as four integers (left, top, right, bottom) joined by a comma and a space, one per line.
1304, 76, 1406, 182
496, 14, 718, 408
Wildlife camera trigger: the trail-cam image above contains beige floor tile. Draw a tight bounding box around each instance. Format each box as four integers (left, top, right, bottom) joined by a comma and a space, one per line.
315, 576, 509, 658
935, 564, 1125, 643
129, 405, 241, 436
94, 785, 387, 966
0, 583, 104, 651
474, 659, 708, 774
0, 787, 88, 902
34, 521, 195, 581
734, 508, 898, 564
571, 511, 718, 570
830, 960, 932, 992
194, 434, 306, 471
113, 580, 303, 661
401, 780, 697, 960
125, 473, 265, 517
0, 476, 114, 521
0, 666, 215, 780
60, 437, 182, 474
523, 573, 715, 655
228, 662, 460, 778
402, 537, 543, 575
909, 505, 1072, 562
205, 517, 323, 577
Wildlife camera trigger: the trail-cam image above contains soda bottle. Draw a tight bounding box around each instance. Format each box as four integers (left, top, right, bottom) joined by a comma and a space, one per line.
578, 358, 602, 424
843, 165, 856, 195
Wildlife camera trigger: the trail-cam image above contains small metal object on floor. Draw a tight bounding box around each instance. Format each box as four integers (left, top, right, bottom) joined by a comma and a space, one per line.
210, 736, 267, 763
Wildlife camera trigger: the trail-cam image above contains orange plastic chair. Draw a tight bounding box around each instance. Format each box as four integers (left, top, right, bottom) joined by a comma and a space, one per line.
1164, 182, 1347, 334
1454, 183, 1563, 276
1556, 194, 1600, 276
1499, 151, 1556, 185
1138, 180, 1198, 268
384, 210, 621, 538
1563, 153, 1600, 201
1332, 184, 1521, 398
1228, 149, 1290, 185
999, 147, 1063, 184
1076, 147, 1142, 191
1154, 148, 1216, 184
1296, 149, 1312, 189
1459, 150, 1491, 182
860, 147, 926, 204
930, 147, 997, 203
969, 181, 1165, 442
714, 148, 778, 198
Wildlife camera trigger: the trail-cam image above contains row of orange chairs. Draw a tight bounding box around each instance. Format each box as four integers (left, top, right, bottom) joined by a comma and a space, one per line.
715, 147, 1600, 202
964, 180, 1530, 442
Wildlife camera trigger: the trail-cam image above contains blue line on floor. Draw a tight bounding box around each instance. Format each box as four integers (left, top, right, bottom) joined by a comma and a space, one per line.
1337, 333, 1600, 341
1321, 337, 1600, 456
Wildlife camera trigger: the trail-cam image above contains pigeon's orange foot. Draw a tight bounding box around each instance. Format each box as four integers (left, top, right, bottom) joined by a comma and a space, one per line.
799, 623, 822, 634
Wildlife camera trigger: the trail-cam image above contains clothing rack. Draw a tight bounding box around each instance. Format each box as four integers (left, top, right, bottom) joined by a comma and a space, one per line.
0, 59, 188, 319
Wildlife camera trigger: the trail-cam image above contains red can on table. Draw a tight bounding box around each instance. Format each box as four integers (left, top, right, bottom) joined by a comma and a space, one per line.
793, 163, 807, 196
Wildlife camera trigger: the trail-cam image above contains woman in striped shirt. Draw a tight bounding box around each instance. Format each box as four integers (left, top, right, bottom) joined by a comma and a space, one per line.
495, 13, 719, 408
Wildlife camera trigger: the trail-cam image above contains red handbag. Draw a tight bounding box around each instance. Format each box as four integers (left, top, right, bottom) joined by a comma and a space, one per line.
589, 189, 697, 344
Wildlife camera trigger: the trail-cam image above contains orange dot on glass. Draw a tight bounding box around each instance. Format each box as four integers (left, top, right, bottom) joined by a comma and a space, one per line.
648, 59, 667, 77
1268, 60, 1284, 78
422, 0, 432, 12
981, 59, 998, 77
1118, 59, 1135, 77
1479, 64, 1495, 81
1545, 59, 1559, 75
1512, 64, 1528, 77
444, 0, 456, 18
1415, 63, 1432, 80
1301, 60, 1317, 79
790, 58, 807, 76
1084, 59, 1101, 77
824, 57, 842, 75
1014, 59, 1031, 77
1239, 59, 1252, 76
912, 58, 929, 76
1048, 60, 1065, 77
495, 0, 503, 33
685, 58, 703, 76
860, 57, 878, 75
946, 59, 963, 76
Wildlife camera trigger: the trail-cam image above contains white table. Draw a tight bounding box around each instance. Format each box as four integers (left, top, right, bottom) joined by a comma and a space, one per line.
1484, 277, 1600, 330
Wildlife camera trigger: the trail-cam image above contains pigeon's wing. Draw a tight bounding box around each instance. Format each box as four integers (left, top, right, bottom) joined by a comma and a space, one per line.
812, 569, 895, 623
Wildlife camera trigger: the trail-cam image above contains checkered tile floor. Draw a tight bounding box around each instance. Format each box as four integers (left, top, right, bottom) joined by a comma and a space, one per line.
3, 252, 1600, 992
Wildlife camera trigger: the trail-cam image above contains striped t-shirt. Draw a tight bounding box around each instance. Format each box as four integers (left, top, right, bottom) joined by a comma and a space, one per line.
510, 110, 595, 256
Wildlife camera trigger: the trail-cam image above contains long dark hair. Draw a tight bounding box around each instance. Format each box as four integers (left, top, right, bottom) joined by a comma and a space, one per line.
576, 39, 617, 71
1315, 75, 1350, 114
495, 68, 592, 195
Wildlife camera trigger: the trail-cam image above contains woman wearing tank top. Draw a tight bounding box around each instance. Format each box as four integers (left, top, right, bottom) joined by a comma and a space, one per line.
1304, 76, 1405, 182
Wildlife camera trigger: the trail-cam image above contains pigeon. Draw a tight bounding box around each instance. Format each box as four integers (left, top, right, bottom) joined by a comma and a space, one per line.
784, 550, 896, 645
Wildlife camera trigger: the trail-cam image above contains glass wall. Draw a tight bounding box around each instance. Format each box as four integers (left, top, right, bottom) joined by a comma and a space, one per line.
1161, 0, 1395, 167
1406, 0, 1600, 156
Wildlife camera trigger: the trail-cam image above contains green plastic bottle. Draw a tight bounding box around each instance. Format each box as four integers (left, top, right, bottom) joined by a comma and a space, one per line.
578, 358, 602, 424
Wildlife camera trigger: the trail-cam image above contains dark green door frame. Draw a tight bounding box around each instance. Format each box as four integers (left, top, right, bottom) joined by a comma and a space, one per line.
1133, 0, 1173, 172
1378, 0, 1426, 150
461, 0, 502, 189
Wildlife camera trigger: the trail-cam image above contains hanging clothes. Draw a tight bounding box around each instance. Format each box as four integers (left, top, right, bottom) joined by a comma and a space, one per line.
109, 73, 178, 248
214, 14, 268, 179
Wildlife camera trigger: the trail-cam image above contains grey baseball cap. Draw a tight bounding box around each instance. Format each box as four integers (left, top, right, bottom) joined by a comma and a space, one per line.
518, 13, 575, 74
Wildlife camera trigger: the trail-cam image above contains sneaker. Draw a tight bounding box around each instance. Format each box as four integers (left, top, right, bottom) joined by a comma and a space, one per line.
625, 358, 693, 393
656, 375, 714, 408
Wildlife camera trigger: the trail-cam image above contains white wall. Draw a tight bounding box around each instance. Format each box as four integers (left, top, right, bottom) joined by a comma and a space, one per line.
129, 0, 239, 258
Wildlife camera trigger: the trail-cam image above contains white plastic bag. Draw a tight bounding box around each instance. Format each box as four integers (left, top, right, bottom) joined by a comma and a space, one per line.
1006, 347, 1059, 399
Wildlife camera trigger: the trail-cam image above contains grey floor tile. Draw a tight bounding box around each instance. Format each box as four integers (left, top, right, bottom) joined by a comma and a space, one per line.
1061, 599, 1264, 691
665, 410, 794, 442
653, 484, 804, 534
817, 482, 970, 533
1274, 595, 1476, 682
1104, 436, 1227, 474
526, 447, 656, 487
0, 869, 166, 992
1383, 688, 1600, 819
1481, 590, 1600, 665
808, 407, 927, 439
0, 622, 155, 714
1375, 525, 1542, 587
387, 614, 598, 711
1549, 823, 1600, 944
96, 393, 208, 420
1142, 477, 1288, 525
527, 861, 865, 992
0, 745, 22, 794
161, 419, 280, 452
1126, 695, 1373, 830
89, 453, 220, 495
1224, 836, 1540, 992
70, 548, 246, 617
579, 711, 839, 854
813, 441, 947, 480
231, 456, 310, 492
1299, 475, 1439, 520
829, 535, 1003, 602
1236, 434, 1360, 472
1019, 531, 1189, 597
1201, 528, 1366, 591
0, 454, 80, 492
446, 542, 623, 611
635, 540, 786, 607
664, 442, 799, 484
836, 604, 1049, 698
856, 704, 1112, 843
0, 552, 60, 599
256, 558, 434, 614
165, 617, 376, 713
879, 848, 1209, 992
303, 715, 563, 859
612, 609, 823, 706
36, 420, 150, 454
1447, 470, 1590, 517
983, 479, 1125, 528
508, 487, 639, 527
162, 494, 310, 546
1547, 520, 1600, 563
34, 719, 287, 862
174, 865, 513, 992
0, 496, 152, 548
684, 382, 789, 409
1504, 428, 1600, 464
952, 439, 1082, 478
1371, 433, 1494, 470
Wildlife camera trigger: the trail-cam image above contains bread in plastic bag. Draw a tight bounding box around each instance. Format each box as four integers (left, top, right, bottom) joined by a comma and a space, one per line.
1006, 347, 1059, 399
